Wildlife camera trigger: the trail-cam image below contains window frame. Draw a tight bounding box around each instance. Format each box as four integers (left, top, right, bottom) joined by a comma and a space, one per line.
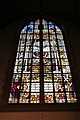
1, 15, 80, 111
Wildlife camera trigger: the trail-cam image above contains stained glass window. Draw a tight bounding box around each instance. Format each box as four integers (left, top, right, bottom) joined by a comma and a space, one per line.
8, 19, 77, 103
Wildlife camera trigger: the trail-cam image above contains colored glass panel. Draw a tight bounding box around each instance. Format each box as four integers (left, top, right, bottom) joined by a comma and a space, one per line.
8, 19, 77, 104
8, 20, 40, 103
43, 19, 77, 103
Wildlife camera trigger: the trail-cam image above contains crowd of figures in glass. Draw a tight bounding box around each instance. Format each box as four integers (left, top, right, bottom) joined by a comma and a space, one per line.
8, 19, 77, 103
